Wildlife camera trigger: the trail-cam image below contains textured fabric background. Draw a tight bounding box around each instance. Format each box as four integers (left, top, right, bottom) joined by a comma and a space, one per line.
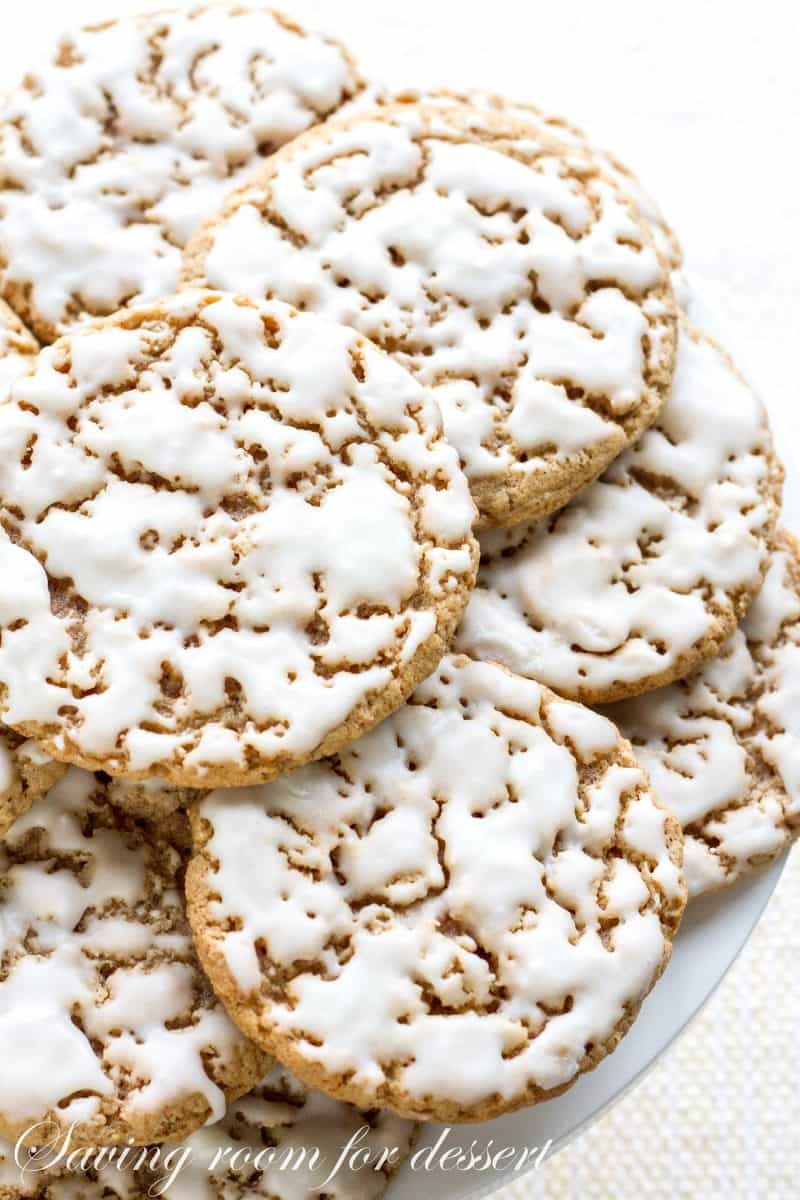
493, 846, 800, 1199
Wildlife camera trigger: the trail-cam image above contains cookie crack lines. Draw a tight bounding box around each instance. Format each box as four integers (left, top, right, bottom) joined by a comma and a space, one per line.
0, 290, 478, 787
0, 768, 267, 1148
186, 655, 685, 1124
183, 101, 678, 528
0, 3, 366, 342
457, 322, 782, 702
341, 87, 685, 280
604, 529, 800, 897
0, 300, 39, 397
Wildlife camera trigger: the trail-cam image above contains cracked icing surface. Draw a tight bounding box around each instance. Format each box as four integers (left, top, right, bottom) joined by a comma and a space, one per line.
0, 3, 364, 342
143, 1062, 417, 1200
0, 1151, 142, 1200
187, 654, 685, 1123
0, 290, 477, 787
606, 531, 800, 898
0, 728, 65, 838
0, 1138, 142, 1199
0, 301, 38, 397
184, 102, 677, 528
345, 87, 683, 274
457, 323, 782, 703
0, 767, 266, 1148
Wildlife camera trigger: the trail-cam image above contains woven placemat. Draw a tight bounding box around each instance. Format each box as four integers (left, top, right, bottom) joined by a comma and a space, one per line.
494, 846, 800, 1199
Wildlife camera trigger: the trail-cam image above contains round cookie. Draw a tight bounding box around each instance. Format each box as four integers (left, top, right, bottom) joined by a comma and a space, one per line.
605, 530, 800, 898
183, 101, 678, 528
0, 727, 65, 837
348, 87, 683, 272
139, 1063, 417, 1200
0, 301, 38, 397
457, 322, 782, 703
0, 767, 267, 1149
0, 4, 365, 342
187, 654, 685, 1123
0, 290, 477, 787
0, 1138, 142, 1199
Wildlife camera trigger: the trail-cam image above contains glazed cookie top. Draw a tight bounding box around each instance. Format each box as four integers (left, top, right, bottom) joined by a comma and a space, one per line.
0, 767, 265, 1148
457, 323, 781, 703
0, 290, 477, 786
0, 301, 38, 396
147, 1063, 417, 1200
350, 87, 683, 272
0, 3, 364, 341
606, 531, 800, 897
184, 102, 678, 527
187, 655, 685, 1123
0, 726, 65, 837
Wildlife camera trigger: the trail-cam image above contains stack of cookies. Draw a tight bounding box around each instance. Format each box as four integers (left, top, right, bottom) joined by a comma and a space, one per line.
0, 6, 794, 1198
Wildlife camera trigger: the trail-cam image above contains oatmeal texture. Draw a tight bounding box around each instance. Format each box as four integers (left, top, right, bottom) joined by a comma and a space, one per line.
606, 530, 800, 897
345, 86, 683, 272
457, 322, 782, 702
187, 655, 685, 1123
0, 3, 364, 341
184, 102, 678, 527
0, 768, 267, 1148
0, 727, 65, 837
0, 1138, 143, 1199
141, 1062, 417, 1200
0, 301, 38, 396
0, 290, 477, 786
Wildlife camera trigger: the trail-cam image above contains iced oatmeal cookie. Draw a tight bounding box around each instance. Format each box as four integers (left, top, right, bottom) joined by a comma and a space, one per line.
139, 1062, 417, 1200
187, 654, 684, 1123
0, 768, 266, 1149
184, 102, 678, 527
0, 290, 477, 787
606, 530, 800, 896
0, 4, 365, 341
457, 323, 782, 702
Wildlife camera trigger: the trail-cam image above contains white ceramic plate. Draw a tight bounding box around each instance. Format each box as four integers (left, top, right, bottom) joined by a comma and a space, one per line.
1, 4, 794, 1197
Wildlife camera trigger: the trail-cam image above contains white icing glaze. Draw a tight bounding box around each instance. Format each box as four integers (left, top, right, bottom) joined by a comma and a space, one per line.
0, 766, 257, 1140
0, 1137, 141, 1198
347, 86, 683, 272
0, 4, 362, 338
156, 1063, 416, 1200
191, 655, 683, 1116
457, 323, 777, 700
190, 103, 675, 521
0, 291, 476, 784
0, 300, 38, 396
606, 536, 800, 897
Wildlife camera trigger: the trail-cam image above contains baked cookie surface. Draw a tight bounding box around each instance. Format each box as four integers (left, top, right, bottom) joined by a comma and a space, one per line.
348, 87, 683, 273
0, 302, 38, 397
184, 102, 678, 527
140, 1062, 417, 1200
187, 654, 685, 1123
457, 322, 782, 702
0, 1137, 143, 1199
605, 530, 800, 897
0, 290, 477, 786
0, 768, 266, 1149
0, 4, 364, 342
0, 727, 65, 837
